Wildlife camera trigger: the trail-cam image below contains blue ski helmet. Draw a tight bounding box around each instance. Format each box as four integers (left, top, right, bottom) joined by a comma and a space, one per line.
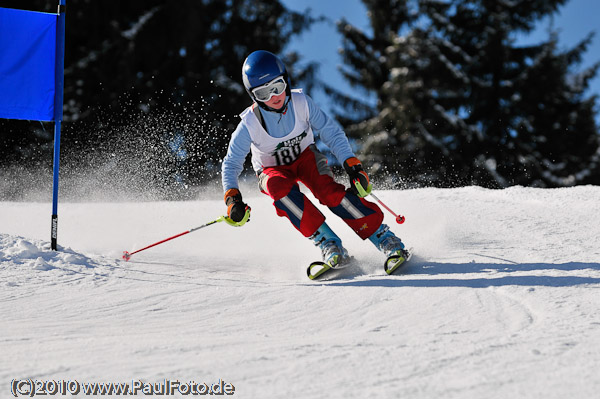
242, 50, 291, 109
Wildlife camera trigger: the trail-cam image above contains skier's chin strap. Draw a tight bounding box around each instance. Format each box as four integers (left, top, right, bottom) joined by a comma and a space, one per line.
253, 96, 290, 131
256, 95, 290, 114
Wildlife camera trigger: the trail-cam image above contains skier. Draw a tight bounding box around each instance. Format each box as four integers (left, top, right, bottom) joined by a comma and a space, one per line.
221, 50, 408, 269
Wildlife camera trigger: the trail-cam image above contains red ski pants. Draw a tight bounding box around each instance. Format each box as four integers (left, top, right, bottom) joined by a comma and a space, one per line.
258, 145, 383, 240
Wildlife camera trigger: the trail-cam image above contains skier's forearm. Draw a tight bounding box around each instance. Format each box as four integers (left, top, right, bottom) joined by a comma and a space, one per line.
221, 124, 252, 192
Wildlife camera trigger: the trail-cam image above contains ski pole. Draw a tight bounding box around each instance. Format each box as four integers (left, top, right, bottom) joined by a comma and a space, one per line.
122, 208, 250, 261
369, 192, 405, 224
353, 180, 405, 224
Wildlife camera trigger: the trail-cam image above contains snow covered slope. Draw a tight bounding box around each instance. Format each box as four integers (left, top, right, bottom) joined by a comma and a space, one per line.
1, 186, 599, 398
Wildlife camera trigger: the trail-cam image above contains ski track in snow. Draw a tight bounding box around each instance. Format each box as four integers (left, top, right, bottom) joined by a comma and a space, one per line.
1, 186, 599, 398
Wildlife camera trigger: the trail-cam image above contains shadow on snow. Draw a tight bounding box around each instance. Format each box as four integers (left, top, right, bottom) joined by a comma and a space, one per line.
325, 257, 600, 288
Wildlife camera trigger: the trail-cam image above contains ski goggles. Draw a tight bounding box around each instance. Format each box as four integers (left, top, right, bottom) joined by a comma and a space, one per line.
252, 76, 287, 102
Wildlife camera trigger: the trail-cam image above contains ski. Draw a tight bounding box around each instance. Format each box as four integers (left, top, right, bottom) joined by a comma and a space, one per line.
307, 248, 414, 280
307, 261, 333, 280
307, 256, 354, 280
384, 247, 413, 275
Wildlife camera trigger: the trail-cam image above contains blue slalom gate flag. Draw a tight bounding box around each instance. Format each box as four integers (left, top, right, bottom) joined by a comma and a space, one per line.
0, 7, 57, 121
0, 2, 66, 250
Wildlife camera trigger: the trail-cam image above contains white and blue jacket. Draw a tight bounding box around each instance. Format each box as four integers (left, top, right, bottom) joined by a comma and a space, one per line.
221, 89, 355, 191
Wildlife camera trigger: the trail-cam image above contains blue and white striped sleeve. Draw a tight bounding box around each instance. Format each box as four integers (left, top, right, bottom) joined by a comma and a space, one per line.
221, 122, 252, 192
305, 94, 355, 164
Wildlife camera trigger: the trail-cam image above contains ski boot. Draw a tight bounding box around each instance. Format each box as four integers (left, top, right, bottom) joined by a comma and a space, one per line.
310, 222, 350, 267
307, 222, 351, 279
369, 224, 411, 274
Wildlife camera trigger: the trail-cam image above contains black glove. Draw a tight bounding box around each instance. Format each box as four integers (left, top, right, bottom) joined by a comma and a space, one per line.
224, 188, 249, 223
343, 157, 372, 198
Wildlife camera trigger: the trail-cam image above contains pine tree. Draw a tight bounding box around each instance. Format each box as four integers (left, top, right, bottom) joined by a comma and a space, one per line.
334, 0, 418, 184
337, 0, 600, 188
0, 0, 319, 198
